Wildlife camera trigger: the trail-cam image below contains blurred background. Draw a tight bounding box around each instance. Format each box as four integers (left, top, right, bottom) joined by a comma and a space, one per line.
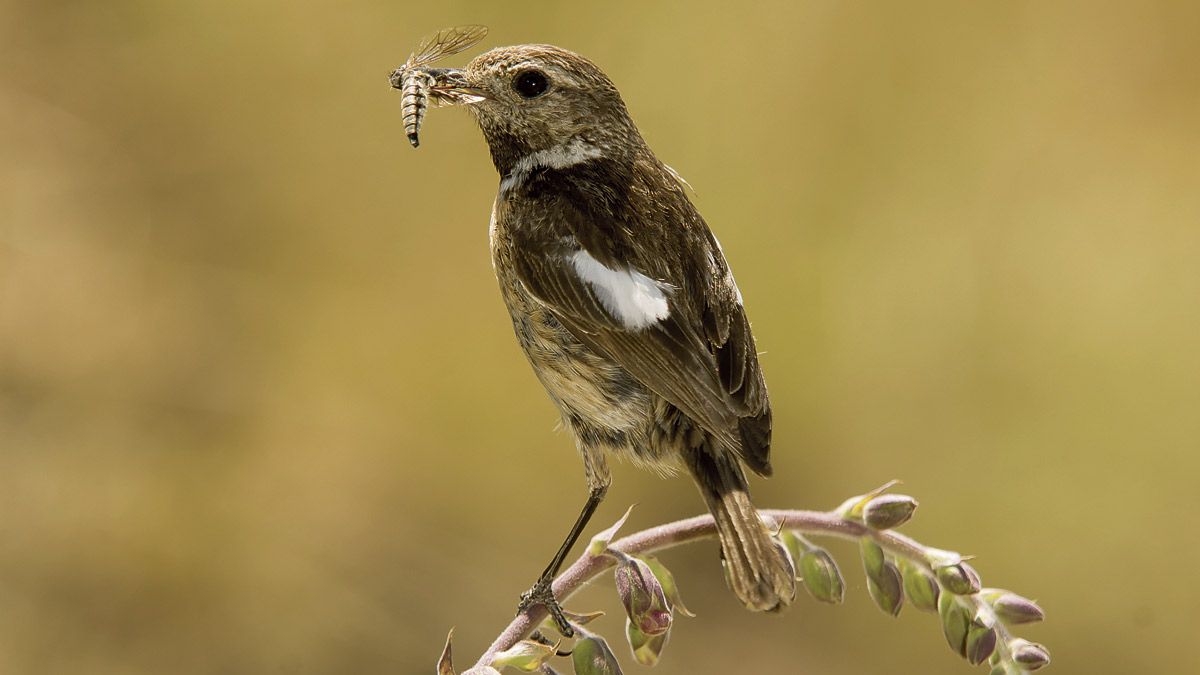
2, 1, 1198, 673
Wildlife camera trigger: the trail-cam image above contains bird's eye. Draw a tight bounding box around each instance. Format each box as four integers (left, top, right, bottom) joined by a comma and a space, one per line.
513, 70, 550, 99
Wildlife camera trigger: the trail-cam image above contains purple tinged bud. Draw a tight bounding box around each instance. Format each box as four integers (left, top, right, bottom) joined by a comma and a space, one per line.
862, 494, 919, 530
799, 547, 845, 604
901, 561, 940, 612
1010, 639, 1052, 670
989, 591, 1045, 625
625, 617, 670, 666
866, 559, 904, 617
572, 636, 624, 675
936, 561, 982, 595
614, 556, 672, 636
965, 614, 998, 665
938, 593, 971, 658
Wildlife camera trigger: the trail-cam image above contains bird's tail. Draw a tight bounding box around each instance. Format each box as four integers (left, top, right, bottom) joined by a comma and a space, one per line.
685, 448, 796, 612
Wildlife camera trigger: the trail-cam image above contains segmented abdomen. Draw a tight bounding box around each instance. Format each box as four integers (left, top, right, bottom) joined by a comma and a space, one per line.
401, 70, 435, 147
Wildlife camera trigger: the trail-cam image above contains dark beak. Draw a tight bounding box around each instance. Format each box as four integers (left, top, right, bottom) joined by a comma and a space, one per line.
426, 68, 490, 104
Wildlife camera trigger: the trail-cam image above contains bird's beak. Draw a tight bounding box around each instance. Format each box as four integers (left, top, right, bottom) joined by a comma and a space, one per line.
427, 68, 490, 105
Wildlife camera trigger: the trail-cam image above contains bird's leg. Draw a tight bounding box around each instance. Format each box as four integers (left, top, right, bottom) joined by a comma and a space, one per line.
517, 484, 607, 637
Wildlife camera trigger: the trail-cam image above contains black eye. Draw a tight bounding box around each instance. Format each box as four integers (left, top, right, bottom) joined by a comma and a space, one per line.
513, 70, 550, 99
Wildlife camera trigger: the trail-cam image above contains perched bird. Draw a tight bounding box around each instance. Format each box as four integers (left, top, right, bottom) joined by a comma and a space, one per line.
408, 42, 796, 626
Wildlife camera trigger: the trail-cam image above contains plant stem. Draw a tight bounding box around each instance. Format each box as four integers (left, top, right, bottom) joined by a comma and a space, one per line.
471, 508, 938, 669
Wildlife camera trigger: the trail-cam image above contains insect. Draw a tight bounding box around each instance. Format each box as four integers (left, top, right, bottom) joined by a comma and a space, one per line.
389, 25, 488, 148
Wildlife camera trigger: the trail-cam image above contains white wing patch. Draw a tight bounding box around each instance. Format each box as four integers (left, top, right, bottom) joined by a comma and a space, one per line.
569, 250, 670, 330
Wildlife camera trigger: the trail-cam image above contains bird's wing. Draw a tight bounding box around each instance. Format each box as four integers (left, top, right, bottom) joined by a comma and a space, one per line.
509, 220, 770, 469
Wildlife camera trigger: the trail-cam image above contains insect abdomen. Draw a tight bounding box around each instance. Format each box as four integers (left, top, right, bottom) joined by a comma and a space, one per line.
401, 70, 434, 148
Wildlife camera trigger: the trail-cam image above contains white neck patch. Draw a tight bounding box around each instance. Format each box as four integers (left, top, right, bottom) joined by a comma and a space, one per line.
569, 250, 670, 330
501, 139, 603, 193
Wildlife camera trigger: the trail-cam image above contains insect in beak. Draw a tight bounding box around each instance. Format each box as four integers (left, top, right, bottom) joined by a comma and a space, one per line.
427, 69, 490, 105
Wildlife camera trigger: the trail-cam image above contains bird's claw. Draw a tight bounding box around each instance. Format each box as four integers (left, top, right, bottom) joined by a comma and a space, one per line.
518, 577, 574, 637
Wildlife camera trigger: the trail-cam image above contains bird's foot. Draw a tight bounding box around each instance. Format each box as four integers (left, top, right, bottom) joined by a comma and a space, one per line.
518, 576, 574, 637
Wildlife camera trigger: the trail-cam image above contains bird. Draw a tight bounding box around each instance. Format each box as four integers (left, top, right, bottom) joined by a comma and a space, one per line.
414, 42, 797, 629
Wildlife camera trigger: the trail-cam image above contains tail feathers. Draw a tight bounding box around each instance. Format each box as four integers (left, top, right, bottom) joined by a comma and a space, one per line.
688, 449, 796, 612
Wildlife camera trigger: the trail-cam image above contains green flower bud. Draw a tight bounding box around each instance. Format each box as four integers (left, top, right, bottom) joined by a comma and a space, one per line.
965, 614, 998, 665
936, 561, 982, 595
490, 640, 557, 672
625, 617, 670, 666
643, 556, 695, 617
985, 590, 1045, 625
799, 547, 845, 604
866, 558, 904, 616
614, 556, 672, 636
862, 494, 918, 530
938, 593, 971, 657
1010, 639, 1051, 670
900, 560, 940, 612
461, 669, 502, 675
572, 636, 624, 675
859, 539, 885, 578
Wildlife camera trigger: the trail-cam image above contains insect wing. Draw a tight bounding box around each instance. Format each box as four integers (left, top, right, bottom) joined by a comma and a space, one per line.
407, 24, 488, 67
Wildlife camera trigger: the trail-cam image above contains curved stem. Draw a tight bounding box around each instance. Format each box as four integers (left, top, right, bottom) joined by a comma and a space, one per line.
471, 508, 930, 669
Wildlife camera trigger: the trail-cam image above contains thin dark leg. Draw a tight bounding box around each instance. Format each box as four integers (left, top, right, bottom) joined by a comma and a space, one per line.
518, 485, 607, 636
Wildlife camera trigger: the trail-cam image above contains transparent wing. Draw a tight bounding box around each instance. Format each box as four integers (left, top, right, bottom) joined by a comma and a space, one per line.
408, 25, 488, 66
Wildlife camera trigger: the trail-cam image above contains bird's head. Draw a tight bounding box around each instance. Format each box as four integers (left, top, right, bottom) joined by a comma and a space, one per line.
440, 45, 644, 176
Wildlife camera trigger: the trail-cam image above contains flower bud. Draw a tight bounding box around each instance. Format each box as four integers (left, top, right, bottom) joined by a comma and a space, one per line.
965, 614, 997, 665
936, 561, 982, 595
987, 590, 1045, 625
643, 556, 695, 617
862, 494, 918, 530
1010, 639, 1051, 670
901, 561, 940, 612
859, 539, 885, 578
866, 559, 904, 616
614, 556, 672, 636
938, 592, 970, 658
461, 669, 502, 675
625, 617, 670, 666
799, 547, 845, 604
490, 640, 557, 672
572, 636, 624, 675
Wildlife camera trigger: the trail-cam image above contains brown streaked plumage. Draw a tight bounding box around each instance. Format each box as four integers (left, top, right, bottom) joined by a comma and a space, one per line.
393, 38, 796, 624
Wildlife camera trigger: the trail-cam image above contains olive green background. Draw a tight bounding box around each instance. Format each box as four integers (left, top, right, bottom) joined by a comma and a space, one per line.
2, 1, 1197, 673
